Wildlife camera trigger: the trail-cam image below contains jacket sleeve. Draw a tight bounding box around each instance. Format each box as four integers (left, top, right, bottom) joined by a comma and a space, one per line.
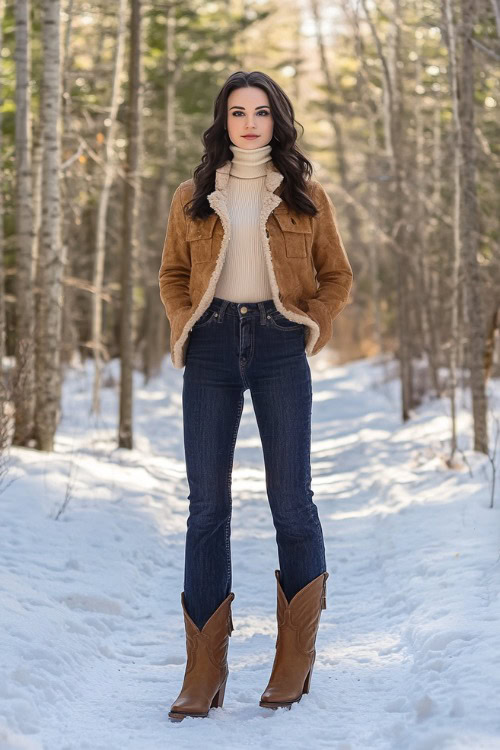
158, 184, 192, 322
307, 181, 353, 341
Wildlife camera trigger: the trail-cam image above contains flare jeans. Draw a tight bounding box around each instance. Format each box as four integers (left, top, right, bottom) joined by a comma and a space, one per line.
182, 296, 327, 630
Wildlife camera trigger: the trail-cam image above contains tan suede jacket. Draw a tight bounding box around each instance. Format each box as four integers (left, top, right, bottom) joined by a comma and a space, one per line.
158, 159, 353, 369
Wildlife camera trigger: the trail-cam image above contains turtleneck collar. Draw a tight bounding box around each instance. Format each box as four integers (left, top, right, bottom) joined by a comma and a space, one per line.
229, 142, 272, 178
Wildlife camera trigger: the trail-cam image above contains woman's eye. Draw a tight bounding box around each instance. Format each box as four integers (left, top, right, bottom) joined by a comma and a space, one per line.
231, 111, 270, 116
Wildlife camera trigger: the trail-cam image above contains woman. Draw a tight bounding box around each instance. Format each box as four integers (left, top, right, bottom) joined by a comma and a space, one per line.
159, 70, 353, 721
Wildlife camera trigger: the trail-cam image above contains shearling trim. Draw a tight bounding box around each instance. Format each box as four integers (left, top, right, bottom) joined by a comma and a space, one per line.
172, 160, 320, 368
257, 184, 320, 357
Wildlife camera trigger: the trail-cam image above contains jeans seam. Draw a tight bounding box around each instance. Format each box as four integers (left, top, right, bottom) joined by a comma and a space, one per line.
225, 390, 244, 590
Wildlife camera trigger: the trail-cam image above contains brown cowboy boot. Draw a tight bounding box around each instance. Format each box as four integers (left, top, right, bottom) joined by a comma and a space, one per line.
259, 569, 329, 710
168, 591, 235, 721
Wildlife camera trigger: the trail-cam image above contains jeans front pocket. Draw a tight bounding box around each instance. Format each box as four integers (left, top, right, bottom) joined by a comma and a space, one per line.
192, 307, 218, 329
267, 310, 304, 331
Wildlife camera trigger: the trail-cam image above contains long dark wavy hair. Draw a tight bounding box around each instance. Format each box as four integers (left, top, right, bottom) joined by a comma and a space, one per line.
185, 71, 319, 220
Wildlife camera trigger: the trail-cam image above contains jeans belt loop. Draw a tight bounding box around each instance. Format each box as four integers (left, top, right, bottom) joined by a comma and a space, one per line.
217, 299, 229, 322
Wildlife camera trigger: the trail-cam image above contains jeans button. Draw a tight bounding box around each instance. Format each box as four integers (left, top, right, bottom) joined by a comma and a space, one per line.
240, 306, 248, 314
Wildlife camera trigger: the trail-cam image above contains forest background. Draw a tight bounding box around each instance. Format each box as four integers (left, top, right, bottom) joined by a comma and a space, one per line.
1, 0, 499, 462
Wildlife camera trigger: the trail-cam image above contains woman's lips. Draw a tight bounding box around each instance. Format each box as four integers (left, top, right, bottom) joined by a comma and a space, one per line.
242, 135, 259, 138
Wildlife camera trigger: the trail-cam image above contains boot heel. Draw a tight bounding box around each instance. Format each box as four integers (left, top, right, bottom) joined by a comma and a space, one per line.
303, 653, 316, 695
211, 674, 228, 708
302, 666, 312, 694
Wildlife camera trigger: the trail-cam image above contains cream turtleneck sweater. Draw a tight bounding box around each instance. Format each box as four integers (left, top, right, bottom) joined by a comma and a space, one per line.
214, 142, 274, 302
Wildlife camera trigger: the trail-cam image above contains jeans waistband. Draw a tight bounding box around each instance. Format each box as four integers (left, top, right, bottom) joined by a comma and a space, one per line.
209, 296, 279, 319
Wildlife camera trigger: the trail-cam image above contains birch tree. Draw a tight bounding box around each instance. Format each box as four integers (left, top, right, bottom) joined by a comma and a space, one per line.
35, 0, 64, 451
13, 0, 36, 446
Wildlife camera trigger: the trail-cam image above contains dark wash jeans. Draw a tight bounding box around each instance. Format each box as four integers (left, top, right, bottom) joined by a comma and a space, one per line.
182, 296, 327, 630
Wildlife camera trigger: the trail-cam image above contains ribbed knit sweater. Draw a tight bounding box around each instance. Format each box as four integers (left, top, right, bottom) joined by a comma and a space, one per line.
214, 143, 274, 302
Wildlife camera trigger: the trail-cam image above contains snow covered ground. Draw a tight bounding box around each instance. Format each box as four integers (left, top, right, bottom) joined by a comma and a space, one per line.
1, 353, 499, 750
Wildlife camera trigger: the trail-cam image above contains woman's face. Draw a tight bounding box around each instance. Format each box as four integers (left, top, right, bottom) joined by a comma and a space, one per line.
226, 86, 274, 149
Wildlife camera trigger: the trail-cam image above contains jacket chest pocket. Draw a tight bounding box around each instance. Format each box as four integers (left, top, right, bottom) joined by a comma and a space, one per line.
187, 213, 219, 264
273, 212, 312, 258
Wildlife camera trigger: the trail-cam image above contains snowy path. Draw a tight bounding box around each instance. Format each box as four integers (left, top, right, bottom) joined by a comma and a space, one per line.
1, 355, 499, 750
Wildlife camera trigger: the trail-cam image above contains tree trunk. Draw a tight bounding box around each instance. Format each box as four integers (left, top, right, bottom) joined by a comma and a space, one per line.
340, 0, 384, 355
13, 0, 36, 447
143, 3, 176, 382
119, 0, 143, 449
443, 0, 463, 461
0, 0, 5, 370
460, 0, 488, 453
35, 0, 64, 451
484, 305, 499, 380
430, 102, 444, 376
391, 0, 414, 419
91, 0, 127, 414
362, 0, 413, 420
414, 8, 442, 398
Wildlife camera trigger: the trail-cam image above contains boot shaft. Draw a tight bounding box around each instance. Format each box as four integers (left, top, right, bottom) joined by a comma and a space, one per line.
274, 570, 328, 653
